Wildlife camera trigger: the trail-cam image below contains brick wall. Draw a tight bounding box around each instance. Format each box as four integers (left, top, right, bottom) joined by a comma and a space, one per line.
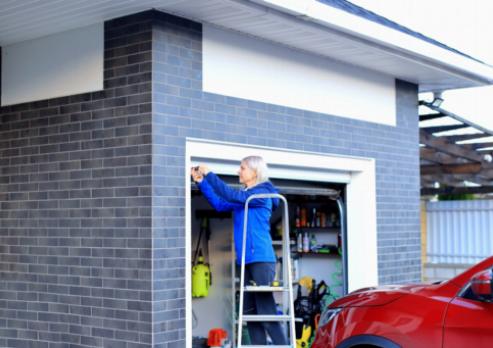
151, 13, 202, 348
0, 12, 153, 348
151, 11, 420, 347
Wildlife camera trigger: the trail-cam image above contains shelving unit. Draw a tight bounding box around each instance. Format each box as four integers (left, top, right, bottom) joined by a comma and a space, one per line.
280, 195, 345, 301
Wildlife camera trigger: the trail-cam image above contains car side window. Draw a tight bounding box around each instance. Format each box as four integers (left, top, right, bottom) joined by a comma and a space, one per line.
459, 283, 479, 301
459, 283, 478, 301
459, 283, 493, 303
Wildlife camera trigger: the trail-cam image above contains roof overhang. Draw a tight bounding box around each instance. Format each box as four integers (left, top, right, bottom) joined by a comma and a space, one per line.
1, 0, 493, 92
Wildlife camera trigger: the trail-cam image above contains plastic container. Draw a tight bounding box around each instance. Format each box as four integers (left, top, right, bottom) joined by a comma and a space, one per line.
207, 328, 228, 347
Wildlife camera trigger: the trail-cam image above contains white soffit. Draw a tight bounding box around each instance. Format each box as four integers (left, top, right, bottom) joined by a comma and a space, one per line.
1, 23, 103, 106
1, 0, 492, 92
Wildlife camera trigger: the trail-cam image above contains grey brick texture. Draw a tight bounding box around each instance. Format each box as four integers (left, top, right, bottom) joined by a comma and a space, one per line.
150, 11, 420, 348
1, 9, 421, 348
0, 11, 153, 348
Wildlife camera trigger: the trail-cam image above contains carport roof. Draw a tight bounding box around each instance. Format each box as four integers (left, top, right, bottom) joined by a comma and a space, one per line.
420, 101, 493, 196
1, 0, 493, 92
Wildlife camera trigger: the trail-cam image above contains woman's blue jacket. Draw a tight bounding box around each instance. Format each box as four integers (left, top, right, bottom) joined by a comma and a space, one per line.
198, 172, 279, 265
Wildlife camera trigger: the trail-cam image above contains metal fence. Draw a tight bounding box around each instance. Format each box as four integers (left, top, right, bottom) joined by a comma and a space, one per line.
426, 200, 493, 265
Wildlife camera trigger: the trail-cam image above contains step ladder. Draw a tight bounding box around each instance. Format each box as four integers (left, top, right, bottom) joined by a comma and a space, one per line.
237, 193, 296, 348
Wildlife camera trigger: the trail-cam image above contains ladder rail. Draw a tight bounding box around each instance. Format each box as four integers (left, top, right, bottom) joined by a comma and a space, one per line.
238, 193, 296, 348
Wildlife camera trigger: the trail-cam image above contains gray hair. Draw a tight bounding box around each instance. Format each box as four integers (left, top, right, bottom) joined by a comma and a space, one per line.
242, 155, 269, 185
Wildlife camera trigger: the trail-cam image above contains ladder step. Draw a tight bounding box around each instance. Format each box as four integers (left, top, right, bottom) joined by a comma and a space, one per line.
242, 314, 291, 322
244, 286, 287, 292
235, 317, 303, 324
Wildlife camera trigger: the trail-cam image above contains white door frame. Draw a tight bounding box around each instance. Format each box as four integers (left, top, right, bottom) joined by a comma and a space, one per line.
184, 138, 377, 347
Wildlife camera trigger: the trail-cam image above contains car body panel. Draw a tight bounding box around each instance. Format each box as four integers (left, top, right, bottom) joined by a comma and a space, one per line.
312, 256, 493, 348
443, 297, 493, 347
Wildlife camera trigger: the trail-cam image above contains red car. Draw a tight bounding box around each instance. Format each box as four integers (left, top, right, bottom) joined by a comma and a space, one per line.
312, 256, 493, 348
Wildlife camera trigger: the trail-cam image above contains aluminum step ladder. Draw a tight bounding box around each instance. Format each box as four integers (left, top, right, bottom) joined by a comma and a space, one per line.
237, 193, 296, 348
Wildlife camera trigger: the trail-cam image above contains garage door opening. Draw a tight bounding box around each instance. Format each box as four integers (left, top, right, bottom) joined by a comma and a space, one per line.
185, 138, 377, 348
190, 176, 347, 346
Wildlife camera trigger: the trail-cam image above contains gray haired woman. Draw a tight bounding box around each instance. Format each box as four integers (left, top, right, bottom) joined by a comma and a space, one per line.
191, 156, 287, 345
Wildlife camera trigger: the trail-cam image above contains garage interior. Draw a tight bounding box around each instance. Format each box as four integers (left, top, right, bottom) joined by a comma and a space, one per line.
190, 176, 347, 346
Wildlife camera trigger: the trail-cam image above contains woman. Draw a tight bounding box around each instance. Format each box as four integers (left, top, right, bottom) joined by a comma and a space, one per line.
191, 156, 287, 345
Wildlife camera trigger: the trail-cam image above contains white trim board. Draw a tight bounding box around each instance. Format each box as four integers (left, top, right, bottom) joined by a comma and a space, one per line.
185, 138, 378, 348
203, 25, 397, 126
1, 23, 103, 106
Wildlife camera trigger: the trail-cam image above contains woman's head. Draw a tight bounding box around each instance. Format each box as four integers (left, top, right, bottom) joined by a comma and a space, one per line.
238, 155, 269, 187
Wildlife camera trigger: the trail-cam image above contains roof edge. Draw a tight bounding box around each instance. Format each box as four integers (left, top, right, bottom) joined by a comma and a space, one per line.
249, 0, 493, 90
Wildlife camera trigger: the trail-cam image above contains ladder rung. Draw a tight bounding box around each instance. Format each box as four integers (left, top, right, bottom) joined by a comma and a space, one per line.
244, 286, 286, 292
242, 314, 291, 322
235, 317, 301, 324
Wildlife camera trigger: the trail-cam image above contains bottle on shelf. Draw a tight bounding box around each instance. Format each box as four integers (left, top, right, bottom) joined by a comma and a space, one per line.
310, 234, 317, 251
297, 230, 303, 253
295, 206, 301, 228
329, 213, 337, 228
300, 208, 307, 228
302, 232, 310, 253
320, 212, 326, 228
311, 208, 317, 227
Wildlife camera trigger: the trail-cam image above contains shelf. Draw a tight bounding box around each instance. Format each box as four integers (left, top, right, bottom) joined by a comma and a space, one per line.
296, 252, 341, 257
295, 246, 341, 256
272, 240, 296, 246
294, 227, 340, 232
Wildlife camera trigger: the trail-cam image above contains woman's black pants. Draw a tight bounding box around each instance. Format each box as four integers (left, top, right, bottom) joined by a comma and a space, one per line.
242, 262, 288, 345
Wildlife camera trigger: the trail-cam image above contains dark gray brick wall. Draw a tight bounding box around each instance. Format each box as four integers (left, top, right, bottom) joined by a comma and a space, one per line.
0, 12, 153, 348
151, 13, 202, 348
151, 11, 420, 347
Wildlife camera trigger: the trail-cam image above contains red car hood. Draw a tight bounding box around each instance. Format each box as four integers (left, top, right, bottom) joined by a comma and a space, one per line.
330, 284, 430, 308
329, 256, 493, 308
329, 256, 493, 309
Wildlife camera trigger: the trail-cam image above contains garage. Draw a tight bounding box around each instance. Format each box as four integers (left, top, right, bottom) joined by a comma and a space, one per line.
186, 139, 377, 346
3, 0, 493, 346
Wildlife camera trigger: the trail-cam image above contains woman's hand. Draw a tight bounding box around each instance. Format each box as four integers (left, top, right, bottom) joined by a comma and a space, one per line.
198, 165, 209, 175
190, 166, 203, 183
